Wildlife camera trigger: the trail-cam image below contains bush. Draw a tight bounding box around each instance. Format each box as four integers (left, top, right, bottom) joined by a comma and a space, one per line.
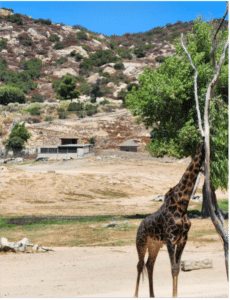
0, 38, 7, 51
35, 18, 51, 25
0, 86, 26, 105
53, 42, 66, 50
48, 34, 60, 42
5, 122, 31, 151
5, 136, 25, 151
37, 50, 47, 55
78, 83, 90, 95
57, 108, 69, 119
127, 83, 139, 92
85, 104, 98, 116
22, 38, 32, 46
133, 47, 145, 58
76, 31, 88, 40
45, 115, 54, 121
67, 102, 84, 112
53, 57, 68, 65
2, 7, 14, 13
19, 58, 42, 79
75, 53, 84, 61
88, 137, 95, 144
6, 13, 23, 25
25, 105, 42, 116
114, 62, 124, 70
155, 56, 166, 63
72, 24, 87, 31
31, 94, 45, 103
99, 99, 110, 105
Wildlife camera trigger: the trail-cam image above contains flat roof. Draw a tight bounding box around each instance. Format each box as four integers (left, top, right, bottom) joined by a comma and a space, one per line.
40, 144, 92, 147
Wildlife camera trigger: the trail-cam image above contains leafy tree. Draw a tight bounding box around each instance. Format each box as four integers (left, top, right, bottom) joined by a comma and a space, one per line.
57, 74, 81, 101
90, 81, 104, 102
6, 122, 32, 151
0, 86, 26, 105
126, 16, 228, 190
76, 31, 88, 40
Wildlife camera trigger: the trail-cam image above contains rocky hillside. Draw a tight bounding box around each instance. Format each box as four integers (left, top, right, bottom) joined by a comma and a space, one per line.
1, 8, 225, 152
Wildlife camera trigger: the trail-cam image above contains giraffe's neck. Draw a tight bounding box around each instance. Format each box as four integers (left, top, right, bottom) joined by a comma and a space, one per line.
165, 142, 205, 210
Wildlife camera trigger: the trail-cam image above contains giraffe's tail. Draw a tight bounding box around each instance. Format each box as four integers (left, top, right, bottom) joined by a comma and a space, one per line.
141, 262, 147, 282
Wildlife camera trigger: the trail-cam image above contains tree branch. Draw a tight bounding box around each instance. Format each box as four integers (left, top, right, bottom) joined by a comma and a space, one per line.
180, 33, 204, 137
211, 1, 229, 71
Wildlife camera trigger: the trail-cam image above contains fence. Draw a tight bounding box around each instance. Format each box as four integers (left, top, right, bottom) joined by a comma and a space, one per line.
0, 147, 38, 159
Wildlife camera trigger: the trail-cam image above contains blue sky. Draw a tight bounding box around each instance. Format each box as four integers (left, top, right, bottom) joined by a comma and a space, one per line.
1, 1, 228, 36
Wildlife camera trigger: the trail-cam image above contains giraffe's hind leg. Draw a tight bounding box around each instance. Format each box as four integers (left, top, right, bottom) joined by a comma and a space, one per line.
134, 242, 147, 297
146, 240, 162, 297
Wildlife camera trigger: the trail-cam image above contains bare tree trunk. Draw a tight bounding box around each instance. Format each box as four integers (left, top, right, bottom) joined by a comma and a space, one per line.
181, 1, 229, 279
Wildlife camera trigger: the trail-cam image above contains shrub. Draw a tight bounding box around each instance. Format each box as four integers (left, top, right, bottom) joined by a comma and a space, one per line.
155, 56, 166, 63
5, 122, 31, 151
22, 38, 32, 46
117, 88, 128, 101
0, 86, 26, 105
6, 13, 23, 25
78, 82, 90, 95
45, 115, 54, 121
76, 31, 88, 40
35, 18, 51, 25
57, 108, 69, 119
72, 24, 87, 31
88, 137, 95, 144
37, 50, 47, 55
67, 102, 84, 112
133, 47, 145, 58
31, 94, 45, 103
90, 81, 104, 102
100, 99, 110, 105
114, 62, 124, 70
127, 83, 139, 92
2, 7, 14, 13
120, 52, 132, 60
48, 34, 60, 42
85, 104, 98, 116
25, 105, 42, 116
70, 50, 77, 56
5, 136, 25, 151
0, 38, 7, 51
53, 42, 66, 50
53, 57, 68, 65
75, 53, 84, 61
102, 72, 110, 77
57, 74, 81, 101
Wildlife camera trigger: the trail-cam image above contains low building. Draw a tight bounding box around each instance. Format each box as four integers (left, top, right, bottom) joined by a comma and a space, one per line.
118, 139, 139, 152
37, 135, 95, 159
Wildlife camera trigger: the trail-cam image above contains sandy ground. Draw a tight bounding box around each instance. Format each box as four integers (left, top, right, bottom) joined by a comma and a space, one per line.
1, 243, 228, 298
0, 156, 229, 297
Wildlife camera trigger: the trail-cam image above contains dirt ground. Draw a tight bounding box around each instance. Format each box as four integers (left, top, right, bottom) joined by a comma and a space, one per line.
0, 156, 229, 297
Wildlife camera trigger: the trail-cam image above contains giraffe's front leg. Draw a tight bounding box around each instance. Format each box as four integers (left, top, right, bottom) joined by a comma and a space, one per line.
166, 241, 179, 298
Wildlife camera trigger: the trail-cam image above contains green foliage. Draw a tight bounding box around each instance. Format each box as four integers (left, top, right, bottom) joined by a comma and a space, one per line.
53, 57, 68, 65
2, 7, 14, 13
126, 16, 228, 190
67, 102, 84, 112
57, 108, 69, 119
217, 199, 228, 212
127, 83, 139, 92
45, 115, 54, 121
35, 18, 51, 25
22, 37, 32, 46
72, 24, 88, 31
90, 81, 104, 102
133, 47, 145, 58
53, 42, 66, 50
24, 104, 42, 116
0, 86, 26, 105
78, 82, 90, 95
88, 137, 96, 144
6, 122, 31, 151
48, 34, 60, 42
99, 99, 110, 105
6, 13, 23, 25
76, 31, 88, 40
31, 94, 45, 103
19, 58, 42, 79
75, 53, 84, 61
0, 38, 7, 51
155, 56, 166, 63
85, 104, 98, 116
57, 74, 81, 101
114, 62, 124, 70
37, 50, 47, 55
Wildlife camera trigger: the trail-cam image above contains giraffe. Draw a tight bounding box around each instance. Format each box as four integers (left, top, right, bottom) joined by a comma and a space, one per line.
134, 141, 205, 298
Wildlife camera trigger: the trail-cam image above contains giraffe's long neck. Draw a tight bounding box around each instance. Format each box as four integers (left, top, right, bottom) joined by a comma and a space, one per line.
165, 142, 205, 210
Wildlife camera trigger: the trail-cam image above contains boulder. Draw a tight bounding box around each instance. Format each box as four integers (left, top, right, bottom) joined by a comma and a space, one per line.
103, 66, 117, 76
53, 68, 78, 78
181, 258, 212, 271
86, 73, 102, 84
103, 221, 118, 228
14, 157, 24, 163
